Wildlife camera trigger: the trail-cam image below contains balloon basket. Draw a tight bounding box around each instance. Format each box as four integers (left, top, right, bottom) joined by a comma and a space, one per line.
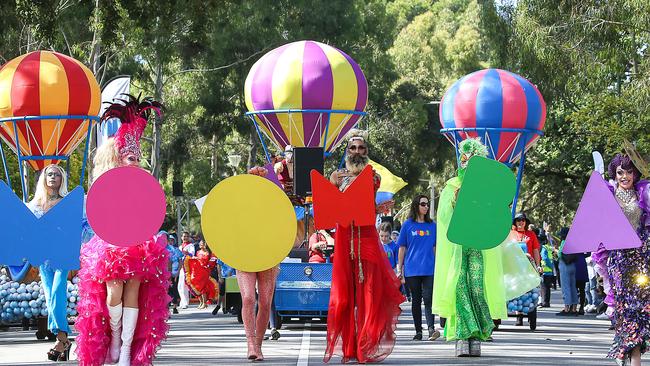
246, 109, 366, 163
0, 114, 99, 201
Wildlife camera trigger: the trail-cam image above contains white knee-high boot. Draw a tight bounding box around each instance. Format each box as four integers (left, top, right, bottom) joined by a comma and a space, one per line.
118, 307, 138, 366
107, 303, 123, 364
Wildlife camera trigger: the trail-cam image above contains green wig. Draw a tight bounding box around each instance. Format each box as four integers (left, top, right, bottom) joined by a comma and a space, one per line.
459, 137, 488, 158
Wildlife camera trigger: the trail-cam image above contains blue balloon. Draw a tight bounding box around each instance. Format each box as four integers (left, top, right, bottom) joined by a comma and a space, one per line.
40, 309, 48, 316
11, 282, 19, 289
13, 308, 21, 315
522, 306, 529, 313
532, 293, 539, 300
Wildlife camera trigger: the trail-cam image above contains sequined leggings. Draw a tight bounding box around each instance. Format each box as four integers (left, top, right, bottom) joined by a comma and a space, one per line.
237, 268, 279, 350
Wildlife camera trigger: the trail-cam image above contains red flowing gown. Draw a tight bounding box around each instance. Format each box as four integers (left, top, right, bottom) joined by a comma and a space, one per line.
324, 170, 405, 363
184, 250, 219, 301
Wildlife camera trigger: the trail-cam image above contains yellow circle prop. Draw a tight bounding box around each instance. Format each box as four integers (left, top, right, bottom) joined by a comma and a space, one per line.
201, 174, 296, 272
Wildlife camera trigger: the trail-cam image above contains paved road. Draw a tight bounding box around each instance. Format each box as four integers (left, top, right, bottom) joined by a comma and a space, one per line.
0, 290, 646, 365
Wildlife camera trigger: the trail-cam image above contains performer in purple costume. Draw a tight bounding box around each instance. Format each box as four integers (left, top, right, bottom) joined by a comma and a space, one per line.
605, 153, 650, 366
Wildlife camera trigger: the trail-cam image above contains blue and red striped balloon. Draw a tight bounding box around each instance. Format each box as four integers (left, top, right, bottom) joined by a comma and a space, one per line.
439, 69, 546, 164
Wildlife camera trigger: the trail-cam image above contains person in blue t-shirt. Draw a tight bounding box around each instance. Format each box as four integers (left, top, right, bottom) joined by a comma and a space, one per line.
166, 235, 184, 314
379, 222, 398, 269
397, 194, 439, 341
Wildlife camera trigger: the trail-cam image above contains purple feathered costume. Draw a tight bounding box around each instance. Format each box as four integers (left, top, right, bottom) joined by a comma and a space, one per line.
603, 178, 650, 360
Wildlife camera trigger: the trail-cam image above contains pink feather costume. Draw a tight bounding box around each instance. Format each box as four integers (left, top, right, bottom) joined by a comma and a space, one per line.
75, 95, 170, 366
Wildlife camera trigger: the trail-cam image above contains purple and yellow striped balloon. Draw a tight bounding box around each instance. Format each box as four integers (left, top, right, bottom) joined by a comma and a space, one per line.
245, 40, 368, 153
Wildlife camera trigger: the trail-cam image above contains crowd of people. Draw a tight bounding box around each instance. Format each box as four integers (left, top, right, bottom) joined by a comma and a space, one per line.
2, 98, 649, 366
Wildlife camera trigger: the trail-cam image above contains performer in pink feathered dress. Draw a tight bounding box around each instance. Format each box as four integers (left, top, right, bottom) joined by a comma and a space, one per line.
75, 95, 170, 366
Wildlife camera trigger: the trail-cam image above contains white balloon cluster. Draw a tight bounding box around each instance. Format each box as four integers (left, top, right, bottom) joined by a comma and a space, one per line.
0, 275, 80, 323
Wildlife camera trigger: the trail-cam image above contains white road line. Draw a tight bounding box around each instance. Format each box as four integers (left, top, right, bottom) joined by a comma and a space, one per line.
297, 322, 312, 366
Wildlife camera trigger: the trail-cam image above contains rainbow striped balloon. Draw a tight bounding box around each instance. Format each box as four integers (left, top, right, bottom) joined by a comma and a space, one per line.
0, 51, 100, 170
439, 69, 546, 164
245, 40, 368, 153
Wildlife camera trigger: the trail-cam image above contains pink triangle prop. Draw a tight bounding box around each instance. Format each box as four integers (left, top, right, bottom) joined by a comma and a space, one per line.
563, 171, 642, 254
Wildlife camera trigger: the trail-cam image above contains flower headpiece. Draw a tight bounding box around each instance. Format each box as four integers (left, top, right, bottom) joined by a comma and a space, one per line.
100, 94, 163, 159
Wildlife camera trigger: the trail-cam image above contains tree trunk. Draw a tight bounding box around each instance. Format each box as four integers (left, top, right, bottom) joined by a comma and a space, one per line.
151, 52, 164, 180
210, 133, 218, 179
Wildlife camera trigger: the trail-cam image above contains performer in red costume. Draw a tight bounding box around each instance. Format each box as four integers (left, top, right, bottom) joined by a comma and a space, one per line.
184, 240, 219, 310
324, 129, 405, 363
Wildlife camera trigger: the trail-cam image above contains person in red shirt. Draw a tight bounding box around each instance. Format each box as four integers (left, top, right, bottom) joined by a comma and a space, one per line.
309, 230, 335, 263
511, 213, 541, 270
510, 212, 542, 327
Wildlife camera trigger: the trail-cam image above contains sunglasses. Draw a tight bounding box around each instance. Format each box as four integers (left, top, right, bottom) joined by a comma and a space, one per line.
348, 145, 366, 152
419, 202, 429, 207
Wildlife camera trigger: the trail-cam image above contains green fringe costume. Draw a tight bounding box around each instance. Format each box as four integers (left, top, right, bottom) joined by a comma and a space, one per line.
432, 176, 507, 341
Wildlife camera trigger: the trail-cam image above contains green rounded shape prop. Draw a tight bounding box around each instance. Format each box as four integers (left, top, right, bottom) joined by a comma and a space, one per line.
447, 156, 516, 250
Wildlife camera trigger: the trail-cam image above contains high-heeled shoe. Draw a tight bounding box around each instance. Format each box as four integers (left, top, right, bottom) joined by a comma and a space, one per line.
47, 340, 71, 361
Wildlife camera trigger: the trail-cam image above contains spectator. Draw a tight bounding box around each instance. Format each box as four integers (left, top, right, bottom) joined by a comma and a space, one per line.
166, 235, 183, 314
391, 230, 400, 243
539, 231, 555, 308
511, 213, 542, 325
574, 250, 589, 315
511, 213, 542, 270
213, 259, 236, 316
397, 194, 439, 341
557, 227, 579, 316
378, 223, 398, 269
178, 231, 196, 309
585, 255, 601, 313
391, 229, 410, 300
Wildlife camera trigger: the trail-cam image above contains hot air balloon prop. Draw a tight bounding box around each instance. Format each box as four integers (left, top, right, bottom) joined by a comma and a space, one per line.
244, 40, 368, 161
439, 69, 546, 215
0, 51, 100, 200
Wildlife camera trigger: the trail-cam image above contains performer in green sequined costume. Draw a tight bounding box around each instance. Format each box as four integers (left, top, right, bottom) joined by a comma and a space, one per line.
432, 138, 507, 357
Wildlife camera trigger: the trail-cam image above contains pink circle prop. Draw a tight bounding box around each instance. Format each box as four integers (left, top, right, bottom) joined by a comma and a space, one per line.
87, 167, 166, 247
